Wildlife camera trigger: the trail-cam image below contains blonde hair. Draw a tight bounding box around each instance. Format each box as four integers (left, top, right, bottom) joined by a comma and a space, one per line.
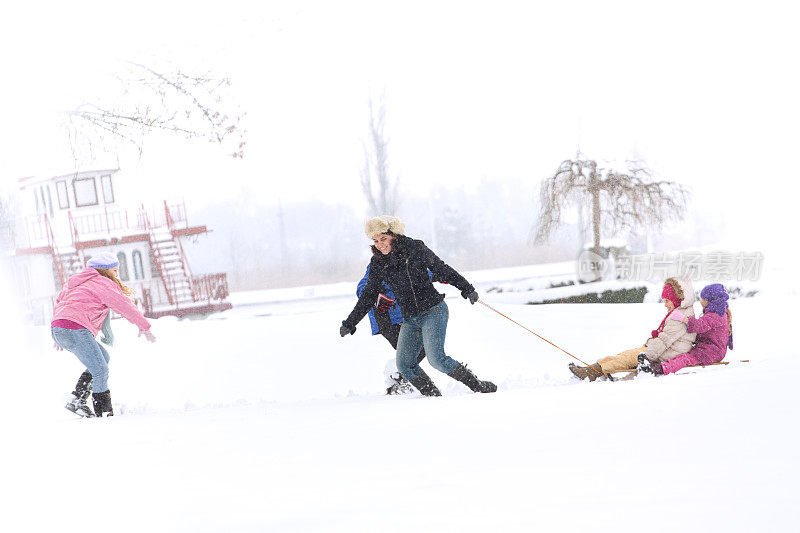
95, 268, 135, 299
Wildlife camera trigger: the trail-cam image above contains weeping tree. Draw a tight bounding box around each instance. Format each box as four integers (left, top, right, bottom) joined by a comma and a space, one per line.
360, 96, 399, 215
533, 153, 690, 253
65, 62, 246, 160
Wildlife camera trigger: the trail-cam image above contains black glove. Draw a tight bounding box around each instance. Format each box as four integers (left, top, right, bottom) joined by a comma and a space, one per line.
462, 290, 479, 305
340, 322, 356, 337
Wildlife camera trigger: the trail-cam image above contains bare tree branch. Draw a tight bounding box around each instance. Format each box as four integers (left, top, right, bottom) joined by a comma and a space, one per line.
360, 96, 399, 214
533, 152, 690, 250
66, 62, 247, 160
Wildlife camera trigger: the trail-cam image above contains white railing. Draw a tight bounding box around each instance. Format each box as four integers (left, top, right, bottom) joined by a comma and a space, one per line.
70, 206, 146, 237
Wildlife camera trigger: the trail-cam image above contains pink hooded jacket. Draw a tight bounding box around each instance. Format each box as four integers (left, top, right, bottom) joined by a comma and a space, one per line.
53, 267, 151, 336
684, 311, 729, 365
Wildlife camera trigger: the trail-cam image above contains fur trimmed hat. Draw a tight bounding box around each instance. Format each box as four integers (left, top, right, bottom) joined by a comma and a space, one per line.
365, 215, 405, 239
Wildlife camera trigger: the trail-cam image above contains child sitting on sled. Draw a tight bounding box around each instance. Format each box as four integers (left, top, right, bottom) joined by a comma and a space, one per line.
569, 277, 697, 381
638, 283, 733, 376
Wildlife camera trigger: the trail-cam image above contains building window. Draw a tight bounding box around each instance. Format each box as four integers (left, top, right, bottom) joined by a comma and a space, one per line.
36, 186, 49, 216
132, 250, 145, 280
101, 175, 115, 204
117, 252, 130, 281
56, 181, 70, 209
46, 185, 54, 218
74, 177, 98, 207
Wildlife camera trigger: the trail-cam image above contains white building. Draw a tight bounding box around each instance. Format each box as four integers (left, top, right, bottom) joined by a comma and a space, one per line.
8, 168, 231, 324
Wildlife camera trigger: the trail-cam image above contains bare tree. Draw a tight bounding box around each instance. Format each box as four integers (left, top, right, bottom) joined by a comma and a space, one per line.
360, 96, 399, 214
533, 153, 690, 253
65, 62, 246, 159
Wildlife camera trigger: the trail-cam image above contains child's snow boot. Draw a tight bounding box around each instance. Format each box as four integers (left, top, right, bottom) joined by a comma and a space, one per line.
637, 354, 664, 376
92, 390, 114, 417
568, 363, 604, 382
65, 371, 94, 417
408, 370, 442, 397
568, 363, 588, 380
586, 364, 605, 381
448, 363, 497, 393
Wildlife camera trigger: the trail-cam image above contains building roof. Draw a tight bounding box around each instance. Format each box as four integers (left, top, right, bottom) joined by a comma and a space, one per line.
17, 168, 120, 190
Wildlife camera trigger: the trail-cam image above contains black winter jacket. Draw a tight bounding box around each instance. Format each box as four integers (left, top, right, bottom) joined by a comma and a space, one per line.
343, 235, 474, 329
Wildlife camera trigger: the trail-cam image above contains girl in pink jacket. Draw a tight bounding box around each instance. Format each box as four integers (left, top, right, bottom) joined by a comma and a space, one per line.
52, 252, 156, 417
638, 283, 733, 376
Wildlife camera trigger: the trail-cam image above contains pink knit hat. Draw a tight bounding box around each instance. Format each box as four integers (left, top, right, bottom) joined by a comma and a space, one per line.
661, 283, 681, 308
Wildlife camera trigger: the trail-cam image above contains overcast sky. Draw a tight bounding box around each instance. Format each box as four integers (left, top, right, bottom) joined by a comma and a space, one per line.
2, 1, 798, 254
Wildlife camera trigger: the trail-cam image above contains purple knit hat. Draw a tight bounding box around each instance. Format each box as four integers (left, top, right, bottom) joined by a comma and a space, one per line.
87, 252, 120, 270
700, 283, 729, 317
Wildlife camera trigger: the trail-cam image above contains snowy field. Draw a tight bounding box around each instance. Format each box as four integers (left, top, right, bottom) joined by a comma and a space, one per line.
2, 268, 798, 532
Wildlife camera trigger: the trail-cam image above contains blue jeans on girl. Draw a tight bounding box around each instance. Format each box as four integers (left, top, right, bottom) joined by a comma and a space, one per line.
51, 327, 111, 393
396, 301, 458, 380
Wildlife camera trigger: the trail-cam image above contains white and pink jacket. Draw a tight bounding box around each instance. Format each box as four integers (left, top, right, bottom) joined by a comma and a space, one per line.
53, 267, 151, 336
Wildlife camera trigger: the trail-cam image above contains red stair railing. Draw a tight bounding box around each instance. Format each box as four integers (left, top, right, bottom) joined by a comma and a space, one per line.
164, 200, 194, 281
44, 214, 68, 288
67, 211, 86, 268
142, 205, 176, 307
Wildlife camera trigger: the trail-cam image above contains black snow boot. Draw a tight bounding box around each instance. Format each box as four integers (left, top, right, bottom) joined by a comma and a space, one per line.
448, 363, 497, 393
92, 390, 114, 417
408, 369, 442, 397
72, 371, 93, 399
65, 371, 95, 417
386, 372, 415, 395
637, 354, 664, 376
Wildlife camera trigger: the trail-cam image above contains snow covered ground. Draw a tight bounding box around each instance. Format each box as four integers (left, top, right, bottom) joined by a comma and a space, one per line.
2, 266, 798, 532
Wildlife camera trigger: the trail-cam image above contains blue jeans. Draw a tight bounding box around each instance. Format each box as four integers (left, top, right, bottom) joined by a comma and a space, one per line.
396, 301, 457, 380
51, 327, 111, 393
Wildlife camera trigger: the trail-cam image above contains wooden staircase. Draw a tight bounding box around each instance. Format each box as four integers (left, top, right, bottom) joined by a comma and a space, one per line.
147, 226, 194, 307
46, 199, 230, 318
55, 250, 85, 281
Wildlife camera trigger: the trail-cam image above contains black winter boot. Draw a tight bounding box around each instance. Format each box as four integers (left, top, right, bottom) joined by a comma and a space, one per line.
65, 371, 95, 417
408, 369, 442, 397
637, 354, 664, 376
72, 371, 93, 399
92, 390, 114, 417
386, 372, 415, 395
448, 363, 497, 393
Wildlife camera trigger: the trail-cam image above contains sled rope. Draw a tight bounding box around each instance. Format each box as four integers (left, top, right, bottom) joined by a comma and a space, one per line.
478, 300, 606, 376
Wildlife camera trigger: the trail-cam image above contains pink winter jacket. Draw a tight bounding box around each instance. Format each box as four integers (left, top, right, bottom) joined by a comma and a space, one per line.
53, 268, 151, 336
684, 311, 729, 365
